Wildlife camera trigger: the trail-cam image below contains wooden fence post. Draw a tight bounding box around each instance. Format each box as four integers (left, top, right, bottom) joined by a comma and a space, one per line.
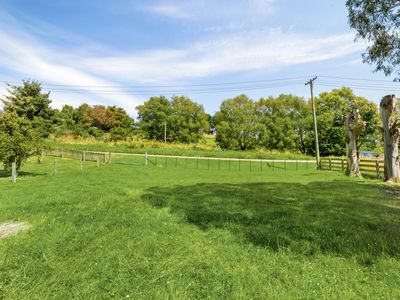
341, 159, 344, 171
375, 160, 380, 178
11, 162, 16, 183
83, 151, 86, 162
54, 159, 58, 175
80, 157, 83, 171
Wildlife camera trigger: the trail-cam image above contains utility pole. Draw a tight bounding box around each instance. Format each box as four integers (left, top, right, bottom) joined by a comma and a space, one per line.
164, 122, 167, 143
305, 76, 320, 168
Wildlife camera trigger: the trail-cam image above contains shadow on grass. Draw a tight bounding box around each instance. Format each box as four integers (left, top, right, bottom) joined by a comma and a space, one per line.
0, 170, 47, 178
142, 181, 400, 262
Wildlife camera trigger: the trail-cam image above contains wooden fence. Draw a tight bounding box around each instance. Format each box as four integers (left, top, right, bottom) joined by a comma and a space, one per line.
320, 158, 384, 179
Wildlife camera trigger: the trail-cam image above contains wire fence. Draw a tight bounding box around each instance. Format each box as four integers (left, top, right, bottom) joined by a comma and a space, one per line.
45, 148, 317, 172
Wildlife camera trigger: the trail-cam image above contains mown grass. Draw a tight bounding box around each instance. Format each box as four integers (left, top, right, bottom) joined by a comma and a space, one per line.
0, 156, 399, 299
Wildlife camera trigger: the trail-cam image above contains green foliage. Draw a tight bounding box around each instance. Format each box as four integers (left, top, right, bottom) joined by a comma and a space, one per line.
1, 80, 54, 138
214, 94, 263, 150
136, 96, 209, 143
136, 96, 171, 140
347, 0, 400, 78
168, 96, 210, 143
0, 112, 43, 170
310, 87, 380, 156
53, 103, 134, 140
257, 94, 311, 153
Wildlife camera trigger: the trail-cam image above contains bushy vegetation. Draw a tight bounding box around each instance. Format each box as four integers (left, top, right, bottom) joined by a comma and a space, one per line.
0, 80, 381, 172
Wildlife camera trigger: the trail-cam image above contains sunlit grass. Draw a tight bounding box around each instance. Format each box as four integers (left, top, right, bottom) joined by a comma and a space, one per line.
0, 157, 399, 299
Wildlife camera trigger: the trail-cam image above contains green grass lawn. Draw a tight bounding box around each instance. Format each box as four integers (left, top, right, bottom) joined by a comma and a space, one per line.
0, 156, 399, 299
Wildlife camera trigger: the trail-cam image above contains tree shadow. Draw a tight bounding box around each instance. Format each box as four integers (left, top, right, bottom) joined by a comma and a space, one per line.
141, 181, 400, 262
0, 170, 48, 178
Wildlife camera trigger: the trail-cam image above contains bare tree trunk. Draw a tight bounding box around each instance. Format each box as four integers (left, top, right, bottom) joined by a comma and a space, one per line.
344, 108, 365, 177
380, 95, 400, 183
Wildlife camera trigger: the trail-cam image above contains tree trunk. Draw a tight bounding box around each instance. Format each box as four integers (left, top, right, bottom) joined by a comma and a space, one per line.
344, 108, 365, 177
380, 95, 400, 183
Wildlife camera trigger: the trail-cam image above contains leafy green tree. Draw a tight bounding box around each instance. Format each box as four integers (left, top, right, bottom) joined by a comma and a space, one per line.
214, 94, 263, 150
307, 87, 380, 156
168, 96, 210, 143
1, 80, 54, 138
347, 0, 400, 78
0, 112, 43, 171
136, 96, 172, 140
257, 95, 311, 153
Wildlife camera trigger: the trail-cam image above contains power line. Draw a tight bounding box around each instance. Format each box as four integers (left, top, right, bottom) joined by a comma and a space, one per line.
0, 76, 310, 89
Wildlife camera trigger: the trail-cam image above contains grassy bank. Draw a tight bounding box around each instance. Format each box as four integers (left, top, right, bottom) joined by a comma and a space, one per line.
0, 156, 399, 298
47, 135, 312, 160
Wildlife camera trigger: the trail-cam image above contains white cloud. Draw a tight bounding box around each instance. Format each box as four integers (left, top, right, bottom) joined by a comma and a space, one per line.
140, 0, 275, 22
0, 5, 365, 116
81, 29, 365, 83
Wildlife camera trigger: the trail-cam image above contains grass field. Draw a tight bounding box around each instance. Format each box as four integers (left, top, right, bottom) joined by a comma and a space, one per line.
0, 156, 399, 299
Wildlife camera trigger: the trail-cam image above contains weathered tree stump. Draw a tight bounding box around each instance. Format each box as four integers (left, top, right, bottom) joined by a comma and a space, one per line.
344, 107, 366, 177
380, 95, 400, 183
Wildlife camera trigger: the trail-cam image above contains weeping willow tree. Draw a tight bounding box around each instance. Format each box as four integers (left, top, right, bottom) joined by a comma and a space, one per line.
343, 106, 366, 177
380, 95, 400, 183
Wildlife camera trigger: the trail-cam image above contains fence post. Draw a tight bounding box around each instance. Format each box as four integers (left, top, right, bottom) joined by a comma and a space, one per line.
145, 152, 148, 166
97, 157, 100, 168
375, 160, 380, 178
11, 162, 16, 183
80, 157, 83, 171
329, 158, 332, 171
341, 159, 344, 171
54, 159, 58, 175
83, 151, 86, 162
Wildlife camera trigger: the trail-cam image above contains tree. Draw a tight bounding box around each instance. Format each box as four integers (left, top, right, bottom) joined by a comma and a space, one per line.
309, 87, 380, 156
256, 95, 311, 153
0, 112, 43, 171
214, 95, 263, 150
136, 96, 172, 140
347, 0, 400, 78
1, 80, 54, 138
380, 94, 400, 183
344, 107, 366, 177
169, 96, 210, 143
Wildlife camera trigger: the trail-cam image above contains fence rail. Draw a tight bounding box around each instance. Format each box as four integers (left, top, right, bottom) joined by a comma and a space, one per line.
44, 148, 317, 172
320, 158, 384, 178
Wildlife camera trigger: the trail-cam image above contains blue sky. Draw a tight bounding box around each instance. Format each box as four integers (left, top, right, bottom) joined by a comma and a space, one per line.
0, 0, 398, 116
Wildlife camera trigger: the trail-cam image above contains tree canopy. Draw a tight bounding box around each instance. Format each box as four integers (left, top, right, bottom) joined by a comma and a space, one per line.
347, 0, 400, 78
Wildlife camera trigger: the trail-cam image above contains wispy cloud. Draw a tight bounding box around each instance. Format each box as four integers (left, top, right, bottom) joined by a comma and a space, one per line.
82, 29, 364, 83
0, 4, 364, 115
140, 0, 275, 22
